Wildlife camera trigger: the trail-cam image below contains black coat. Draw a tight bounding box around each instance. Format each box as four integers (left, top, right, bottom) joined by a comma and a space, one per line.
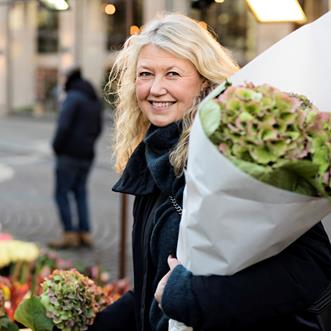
89, 122, 331, 331
52, 78, 103, 160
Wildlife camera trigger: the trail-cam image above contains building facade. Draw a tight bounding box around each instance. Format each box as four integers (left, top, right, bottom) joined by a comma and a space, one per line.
0, 0, 329, 116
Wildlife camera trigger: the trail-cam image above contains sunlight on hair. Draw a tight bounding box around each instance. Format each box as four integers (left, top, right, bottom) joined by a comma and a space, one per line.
198, 21, 208, 29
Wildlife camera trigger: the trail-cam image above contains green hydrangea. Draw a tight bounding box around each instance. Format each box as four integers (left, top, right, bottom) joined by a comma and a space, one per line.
201, 83, 331, 196
40, 269, 108, 331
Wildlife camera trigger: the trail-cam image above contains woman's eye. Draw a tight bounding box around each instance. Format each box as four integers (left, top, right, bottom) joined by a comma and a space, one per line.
138, 72, 152, 77
167, 71, 180, 77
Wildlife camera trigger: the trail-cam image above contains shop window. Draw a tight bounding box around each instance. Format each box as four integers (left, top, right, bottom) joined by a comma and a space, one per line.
190, 0, 248, 65
105, 0, 142, 50
37, 5, 59, 53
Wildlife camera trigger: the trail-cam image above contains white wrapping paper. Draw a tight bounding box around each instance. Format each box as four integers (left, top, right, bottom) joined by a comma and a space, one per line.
169, 11, 331, 331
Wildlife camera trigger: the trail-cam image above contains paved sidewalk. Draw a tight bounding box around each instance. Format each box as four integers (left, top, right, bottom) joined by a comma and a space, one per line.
0, 115, 133, 281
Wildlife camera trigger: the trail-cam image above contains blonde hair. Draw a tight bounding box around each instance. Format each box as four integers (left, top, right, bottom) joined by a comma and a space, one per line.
108, 13, 239, 174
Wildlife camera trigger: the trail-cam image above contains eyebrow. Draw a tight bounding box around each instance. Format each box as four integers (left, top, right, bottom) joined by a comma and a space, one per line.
136, 65, 184, 72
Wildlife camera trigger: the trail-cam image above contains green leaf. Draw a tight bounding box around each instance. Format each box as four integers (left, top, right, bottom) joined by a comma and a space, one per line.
0, 316, 19, 331
260, 167, 317, 196
200, 100, 221, 137
275, 160, 327, 196
231, 158, 268, 178
260, 160, 322, 196
14, 296, 54, 331
231, 158, 322, 197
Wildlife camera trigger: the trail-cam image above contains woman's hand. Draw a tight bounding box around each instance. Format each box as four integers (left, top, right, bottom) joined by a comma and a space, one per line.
154, 255, 180, 309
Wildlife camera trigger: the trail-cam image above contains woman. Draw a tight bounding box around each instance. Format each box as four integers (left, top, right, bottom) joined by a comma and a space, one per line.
89, 13, 331, 331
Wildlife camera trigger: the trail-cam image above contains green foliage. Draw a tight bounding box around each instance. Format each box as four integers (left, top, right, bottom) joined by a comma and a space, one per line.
14, 296, 53, 331
200, 100, 221, 137
14, 269, 109, 331
0, 316, 19, 331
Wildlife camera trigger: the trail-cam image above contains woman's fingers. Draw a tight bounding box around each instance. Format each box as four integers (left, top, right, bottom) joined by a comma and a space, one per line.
168, 255, 180, 270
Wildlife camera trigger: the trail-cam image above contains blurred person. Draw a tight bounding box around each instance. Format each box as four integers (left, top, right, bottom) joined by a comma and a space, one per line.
88, 13, 331, 331
49, 67, 103, 249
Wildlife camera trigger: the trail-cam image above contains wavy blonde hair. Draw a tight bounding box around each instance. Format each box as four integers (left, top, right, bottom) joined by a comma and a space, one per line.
108, 13, 239, 174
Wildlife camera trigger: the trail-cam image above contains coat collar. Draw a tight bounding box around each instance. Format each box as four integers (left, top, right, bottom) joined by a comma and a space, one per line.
112, 122, 184, 196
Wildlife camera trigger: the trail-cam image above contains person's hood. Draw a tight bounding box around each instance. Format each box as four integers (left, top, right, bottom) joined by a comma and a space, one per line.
64, 68, 98, 101
67, 79, 99, 101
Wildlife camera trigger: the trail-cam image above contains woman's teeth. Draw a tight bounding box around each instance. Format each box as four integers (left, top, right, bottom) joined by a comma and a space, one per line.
151, 101, 174, 108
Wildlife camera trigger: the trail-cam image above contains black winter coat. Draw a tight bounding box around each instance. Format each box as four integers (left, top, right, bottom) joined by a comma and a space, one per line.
52, 78, 103, 160
89, 122, 331, 331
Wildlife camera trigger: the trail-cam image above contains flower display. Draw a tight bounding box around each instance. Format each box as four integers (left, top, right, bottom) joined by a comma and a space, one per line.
201, 82, 331, 197
0, 240, 39, 269
0, 236, 130, 330
14, 269, 112, 331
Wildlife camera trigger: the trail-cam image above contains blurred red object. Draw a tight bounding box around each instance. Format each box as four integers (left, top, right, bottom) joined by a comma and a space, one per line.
0, 232, 13, 241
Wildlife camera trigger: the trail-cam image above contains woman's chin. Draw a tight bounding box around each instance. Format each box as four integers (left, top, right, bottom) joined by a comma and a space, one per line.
149, 118, 176, 127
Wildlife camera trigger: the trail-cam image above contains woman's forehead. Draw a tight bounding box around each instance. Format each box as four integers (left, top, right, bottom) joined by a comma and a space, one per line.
136, 44, 196, 71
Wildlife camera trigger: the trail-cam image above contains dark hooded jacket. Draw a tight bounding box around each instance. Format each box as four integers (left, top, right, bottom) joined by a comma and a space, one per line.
89, 122, 331, 331
52, 69, 103, 160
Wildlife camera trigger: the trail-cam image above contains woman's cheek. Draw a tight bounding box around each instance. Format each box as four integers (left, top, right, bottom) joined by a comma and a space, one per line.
136, 81, 150, 100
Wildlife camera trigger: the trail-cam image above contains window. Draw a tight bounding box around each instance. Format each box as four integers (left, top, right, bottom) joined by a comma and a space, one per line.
190, 0, 249, 65
106, 0, 143, 50
37, 4, 59, 53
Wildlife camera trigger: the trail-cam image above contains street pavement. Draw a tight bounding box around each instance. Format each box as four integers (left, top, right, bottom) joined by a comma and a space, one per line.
0, 114, 133, 281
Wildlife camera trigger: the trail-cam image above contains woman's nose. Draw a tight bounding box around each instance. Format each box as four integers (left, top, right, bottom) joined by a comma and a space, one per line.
149, 77, 167, 96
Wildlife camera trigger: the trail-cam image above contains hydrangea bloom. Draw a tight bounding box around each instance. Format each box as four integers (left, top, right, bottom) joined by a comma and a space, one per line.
40, 269, 109, 331
201, 83, 331, 196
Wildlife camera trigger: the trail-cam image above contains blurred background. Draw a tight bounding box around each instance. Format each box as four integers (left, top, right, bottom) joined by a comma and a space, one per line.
0, 0, 330, 117
0, 0, 330, 281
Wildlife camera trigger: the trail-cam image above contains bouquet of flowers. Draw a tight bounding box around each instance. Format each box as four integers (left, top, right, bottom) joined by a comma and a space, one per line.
170, 81, 331, 331
14, 269, 112, 331
175, 80, 331, 277
203, 82, 331, 197
169, 10, 331, 331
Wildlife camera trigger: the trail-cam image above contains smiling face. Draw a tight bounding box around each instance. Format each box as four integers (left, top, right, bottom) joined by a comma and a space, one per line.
135, 44, 205, 127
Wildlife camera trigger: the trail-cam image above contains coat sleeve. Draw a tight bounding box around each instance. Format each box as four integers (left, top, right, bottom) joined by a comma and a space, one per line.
52, 93, 78, 154
161, 222, 331, 330
88, 290, 137, 331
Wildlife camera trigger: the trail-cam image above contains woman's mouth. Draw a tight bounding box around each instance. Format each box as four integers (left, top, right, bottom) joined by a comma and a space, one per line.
149, 101, 176, 109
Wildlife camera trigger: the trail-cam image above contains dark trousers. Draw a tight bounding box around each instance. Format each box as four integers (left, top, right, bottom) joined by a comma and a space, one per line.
54, 155, 92, 232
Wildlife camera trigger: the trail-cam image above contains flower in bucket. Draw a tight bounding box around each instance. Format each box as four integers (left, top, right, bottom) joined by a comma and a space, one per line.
14, 269, 111, 331
201, 82, 331, 197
